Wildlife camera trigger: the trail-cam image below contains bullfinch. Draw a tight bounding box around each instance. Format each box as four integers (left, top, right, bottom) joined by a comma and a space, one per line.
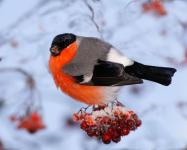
49, 33, 176, 105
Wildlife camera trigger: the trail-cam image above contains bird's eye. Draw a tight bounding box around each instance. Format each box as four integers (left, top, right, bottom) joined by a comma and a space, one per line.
50, 45, 61, 56
51, 46, 59, 52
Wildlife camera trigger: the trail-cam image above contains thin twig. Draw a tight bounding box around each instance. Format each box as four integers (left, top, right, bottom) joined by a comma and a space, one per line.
83, 0, 103, 38
0, 68, 35, 88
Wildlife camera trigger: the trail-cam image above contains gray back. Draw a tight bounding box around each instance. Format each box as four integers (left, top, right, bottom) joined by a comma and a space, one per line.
62, 36, 111, 76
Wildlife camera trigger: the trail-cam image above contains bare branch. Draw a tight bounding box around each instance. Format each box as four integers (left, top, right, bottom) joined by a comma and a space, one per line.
0, 68, 35, 89
0, 67, 43, 115
177, 101, 187, 119
83, 0, 103, 38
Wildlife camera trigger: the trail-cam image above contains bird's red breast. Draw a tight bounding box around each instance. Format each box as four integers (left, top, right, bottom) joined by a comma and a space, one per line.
49, 42, 105, 105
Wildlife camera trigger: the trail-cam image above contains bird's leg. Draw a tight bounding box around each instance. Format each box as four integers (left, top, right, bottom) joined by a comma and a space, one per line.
78, 105, 91, 114
110, 99, 125, 111
92, 104, 107, 111
110, 100, 116, 110
113, 99, 124, 106
84, 105, 91, 111
116, 100, 124, 107
92, 105, 98, 111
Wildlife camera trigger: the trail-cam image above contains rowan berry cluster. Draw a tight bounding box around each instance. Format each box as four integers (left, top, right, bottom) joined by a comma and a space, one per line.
142, 0, 167, 16
10, 112, 45, 133
73, 102, 141, 144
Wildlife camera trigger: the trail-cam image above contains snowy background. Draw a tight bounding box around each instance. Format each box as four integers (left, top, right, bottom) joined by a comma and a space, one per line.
0, 0, 187, 149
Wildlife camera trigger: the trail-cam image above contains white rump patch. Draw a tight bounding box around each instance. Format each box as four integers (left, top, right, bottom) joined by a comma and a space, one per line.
107, 48, 134, 67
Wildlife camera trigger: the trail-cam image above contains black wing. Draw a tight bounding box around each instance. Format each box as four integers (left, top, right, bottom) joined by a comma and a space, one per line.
74, 60, 143, 86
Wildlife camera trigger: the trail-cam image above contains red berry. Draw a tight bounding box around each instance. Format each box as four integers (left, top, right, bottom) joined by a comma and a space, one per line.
116, 126, 122, 133
100, 116, 109, 124
112, 132, 121, 143
128, 111, 134, 115
87, 130, 95, 137
112, 120, 118, 127
114, 111, 120, 117
106, 117, 112, 124
80, 121, 88, 130
102, 133, 111, 144
95, 130, 101, 136
85, 115, 95, 126
111, 131, 120, 142
127, 119, 136, 130
136, 120, 142, 127
122, 128, 129, 136
72, 113, 79, 122
131, 114, 138, 121
31, 112, 41, 122
107, 127, 113, 135
142, 3, 152, 12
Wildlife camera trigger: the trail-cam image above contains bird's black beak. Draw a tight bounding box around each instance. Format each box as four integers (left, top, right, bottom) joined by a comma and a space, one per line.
50, 45, 60, 56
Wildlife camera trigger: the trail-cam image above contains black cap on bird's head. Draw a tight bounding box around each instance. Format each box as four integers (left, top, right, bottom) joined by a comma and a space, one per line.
50, 33, 76, 56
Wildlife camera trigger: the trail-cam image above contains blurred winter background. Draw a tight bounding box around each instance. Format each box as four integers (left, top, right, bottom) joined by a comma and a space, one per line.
0, 0, 187, 149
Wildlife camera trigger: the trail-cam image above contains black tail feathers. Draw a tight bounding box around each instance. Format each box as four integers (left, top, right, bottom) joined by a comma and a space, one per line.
125, 62, 176, 86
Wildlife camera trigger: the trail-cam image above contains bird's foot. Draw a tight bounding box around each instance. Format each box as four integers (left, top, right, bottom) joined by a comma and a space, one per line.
113, 99, 124, 107
92, 104, 107, 111
78, 105, 91, 114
